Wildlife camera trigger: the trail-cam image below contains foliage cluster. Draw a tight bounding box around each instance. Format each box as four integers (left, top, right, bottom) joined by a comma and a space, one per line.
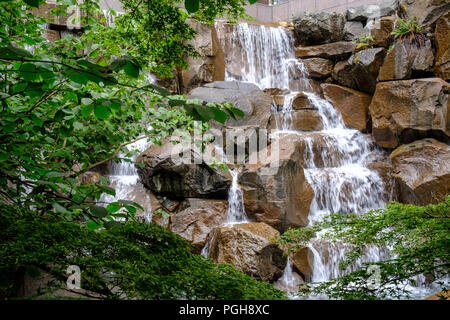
277, 199, 450, 300
0, 203, 286, 300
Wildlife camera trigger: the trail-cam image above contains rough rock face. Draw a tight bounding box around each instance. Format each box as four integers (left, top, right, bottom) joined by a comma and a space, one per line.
401, 0, 450, 26
390, 138, 450, 205
295, 41, 356, 60
369, 78, 450, 149
270, 110, 323, 131
435, 12, 450, 80
346, 1, 398, 25
240, 134, 314, 231
136, 140, 231, 199
179, 21, 225, 93
188, 81, 272, 128
378, 39, 435, 81
272, 92, 316, 110
292, 246, 314, 281
302, 58, 333, 78
206, 222, 287, 282
169, 199, 227, 252
321, 84, 372, 131
343, 21, 367, 40
333, 48, 387, 94
370, 16, 396, 47
293, 12, 345, 45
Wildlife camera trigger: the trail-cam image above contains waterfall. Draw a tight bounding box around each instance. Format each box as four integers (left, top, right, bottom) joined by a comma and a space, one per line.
226, 169, 248, 224
98, 138, 152, 223
217, 22, 397, 296
216, 22, 310, 91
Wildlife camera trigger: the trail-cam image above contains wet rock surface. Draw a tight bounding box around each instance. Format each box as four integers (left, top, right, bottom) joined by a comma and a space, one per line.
293, 12, 345, 45
206, 222, 287, 282
369, 78, 450, 148
390, 138, 450, 205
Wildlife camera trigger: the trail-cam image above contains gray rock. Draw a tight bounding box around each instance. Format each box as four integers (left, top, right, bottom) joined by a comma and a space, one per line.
344, 21, 368, 40
293, 12, 345, 45
333, 48, 387, 94
401, 0, 450, 26
189, 81, 273, 128
136, 140, 231, 199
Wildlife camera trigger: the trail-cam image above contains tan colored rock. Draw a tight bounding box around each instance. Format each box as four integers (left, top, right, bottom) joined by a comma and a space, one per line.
169, 199, 227, 252
435, 12, 450, 80
206, 222, 287, 282
366, 160, 399, 202
270, 110, 323, 131
400, 0, 450, 26
390, 138, 450, 205
370, 16, 396, 47
272, 92, 316, 110
179, 21, 225, 93
295, 41, 356, 60
378, 39, 435, 81
321, 84, 372, 131
240, 134, 314, 231
369, 78, 450, 148
302, 58, 333, 78
292, 246, 314, 281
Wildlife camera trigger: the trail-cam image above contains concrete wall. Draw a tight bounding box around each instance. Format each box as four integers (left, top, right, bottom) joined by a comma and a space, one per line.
244, 0, 396, 22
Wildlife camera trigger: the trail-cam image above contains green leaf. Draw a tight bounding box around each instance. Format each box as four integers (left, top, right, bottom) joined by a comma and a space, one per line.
185, 0, 199, 13
67, 70, 88, 85
46, 171, 66, 178
94, 105, 111, 119
81, 104, 94, 117
123, 61, 139, 78
211, 107, 227, 124
106, 203, 121, 213
0, 46, 33, 59
23, 0, 44, 8
230, 107, 245, 118
81, 98, 93, 105
52, 202, 71, 214
88, 205, 108, 218
248, 0, 259, 4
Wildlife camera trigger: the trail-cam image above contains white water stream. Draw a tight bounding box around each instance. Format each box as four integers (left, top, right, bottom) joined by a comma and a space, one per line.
217, 21, 445, 299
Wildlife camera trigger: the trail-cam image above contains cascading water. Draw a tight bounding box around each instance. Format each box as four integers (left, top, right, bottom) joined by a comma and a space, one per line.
216, 22, 310, 91
217, 22, 396, 297
98, 138, 152, 223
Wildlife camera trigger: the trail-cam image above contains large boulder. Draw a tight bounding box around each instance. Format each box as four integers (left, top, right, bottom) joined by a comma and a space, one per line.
291, 246, 314, 281
400, 0, 450, 26
343, 21, 367, 41
188, 81, 272, 128
240, 134, 314, 231
370, 16, 397, 47
369, 78, 450, 149
270, 110, 323, 131
302, 58, 334, 79
333, 48, 387, 94
435, 12, 450, 80
169, 198, 227, 252
295, 41, 356, 60
293, 12, 345, 46
179, 21, 225, 93
136, 140, 231, 199
321, 84, 372, 131
346, 0, 399, 25
378, 39, 435, 81
205, 222, 287, 282
390, 138, 450, 205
